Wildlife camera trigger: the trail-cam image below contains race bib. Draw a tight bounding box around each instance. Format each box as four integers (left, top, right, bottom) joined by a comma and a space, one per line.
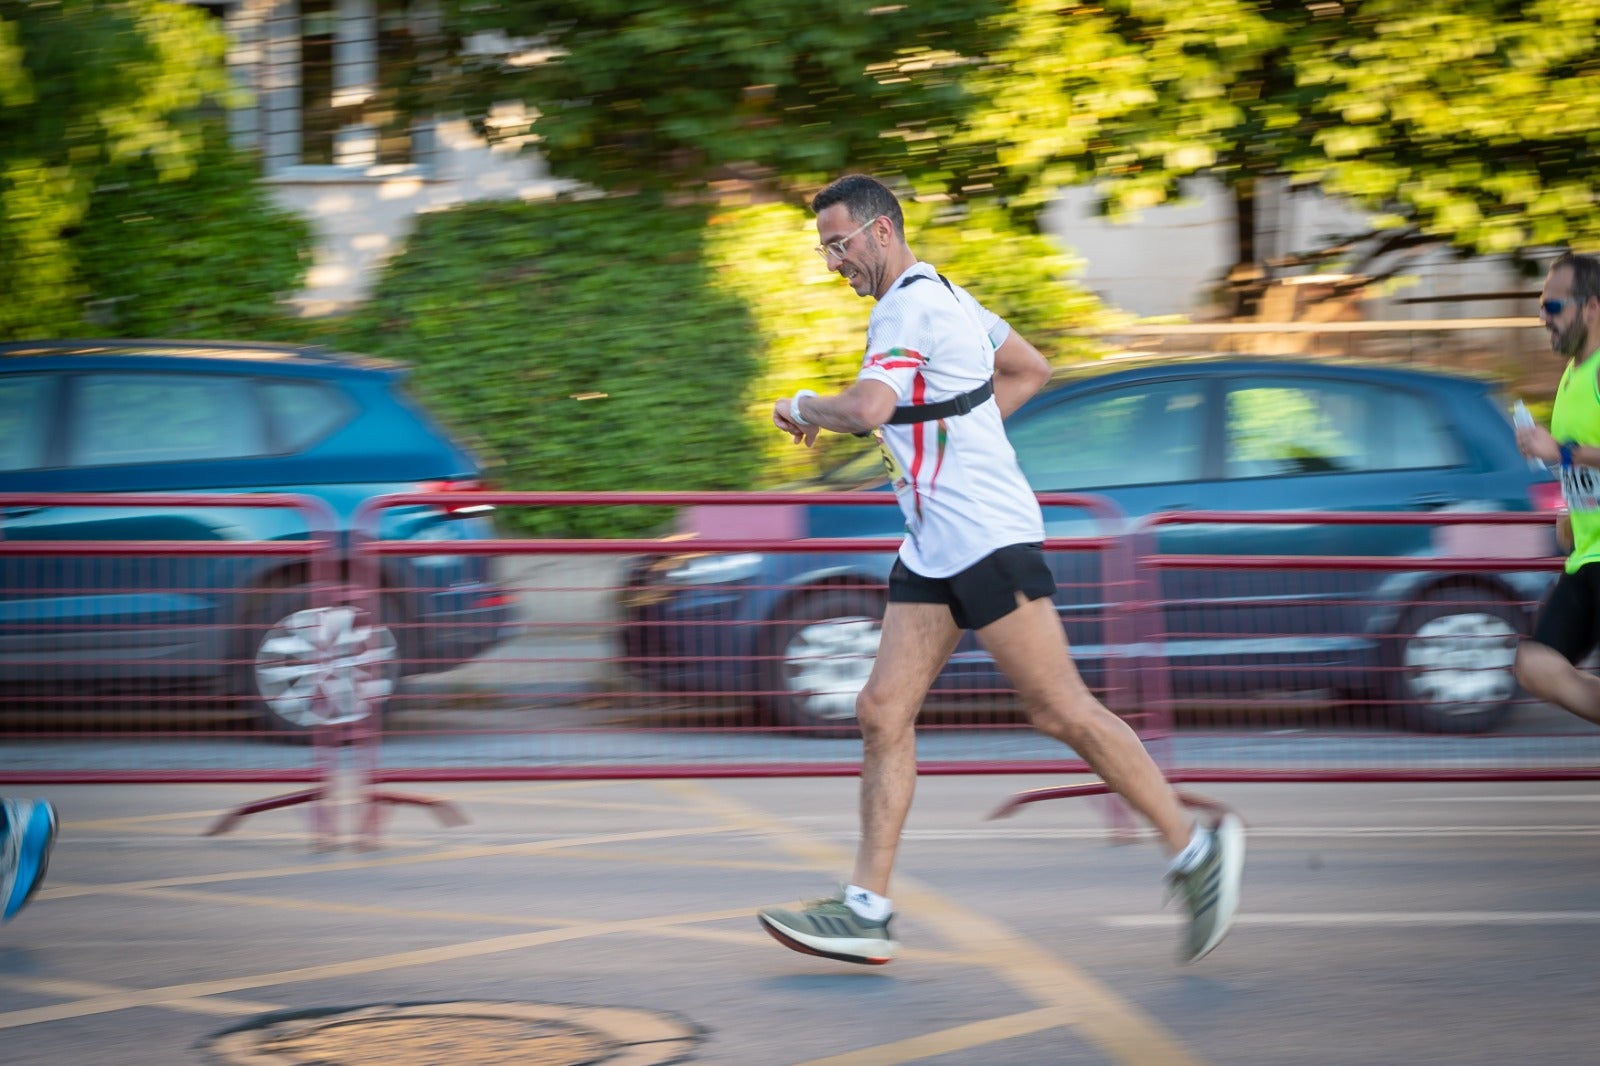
875, 429, 921, 538
1562, 462, 1600, 511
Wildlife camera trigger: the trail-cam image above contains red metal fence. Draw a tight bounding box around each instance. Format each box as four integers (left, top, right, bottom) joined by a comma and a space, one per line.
348, 491, 1139, 781
0, 493, 341, 782
5, 490, 1599, 842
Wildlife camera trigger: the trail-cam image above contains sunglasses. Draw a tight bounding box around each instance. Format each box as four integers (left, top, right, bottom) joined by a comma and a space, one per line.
1542, 297, 1593, 316
815, 217, 880, 261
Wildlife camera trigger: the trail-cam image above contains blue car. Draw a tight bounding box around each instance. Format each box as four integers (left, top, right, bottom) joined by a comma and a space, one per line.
0, 339, 517, 734
620, 357, 1560, 734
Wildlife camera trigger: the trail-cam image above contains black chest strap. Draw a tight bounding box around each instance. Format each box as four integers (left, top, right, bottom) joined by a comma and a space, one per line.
884, 270, 994, 425
886, 378, 994, 424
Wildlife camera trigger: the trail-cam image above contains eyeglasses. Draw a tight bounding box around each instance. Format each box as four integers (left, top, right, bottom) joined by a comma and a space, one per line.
1542, 299, 1570, 317
815, 217, 879, 261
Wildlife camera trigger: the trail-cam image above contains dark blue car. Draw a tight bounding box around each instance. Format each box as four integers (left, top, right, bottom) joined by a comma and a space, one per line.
0, 339, 517, 734
620, 357, 1560, 734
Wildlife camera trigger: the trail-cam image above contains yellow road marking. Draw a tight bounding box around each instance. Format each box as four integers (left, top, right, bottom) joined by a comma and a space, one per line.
0, 975, 280, 1018
0, 904, 820, 1031
792, 1007, 1069, 1066
666, 781, 1204, 1066
38, 822, 746, 901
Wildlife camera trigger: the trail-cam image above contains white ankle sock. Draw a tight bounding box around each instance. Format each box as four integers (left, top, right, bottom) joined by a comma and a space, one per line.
1168, 823, 1211, 874
843, 884, 892, 921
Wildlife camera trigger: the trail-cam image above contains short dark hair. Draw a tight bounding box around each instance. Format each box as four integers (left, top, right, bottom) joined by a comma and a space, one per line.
1553, 251, 1600, 310
811, 174, 904, 239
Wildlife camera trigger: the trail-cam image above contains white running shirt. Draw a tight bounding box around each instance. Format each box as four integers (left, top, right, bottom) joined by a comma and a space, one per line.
859, 262, 1044, 577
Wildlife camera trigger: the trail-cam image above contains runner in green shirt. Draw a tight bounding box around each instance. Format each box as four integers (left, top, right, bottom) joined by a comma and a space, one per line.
1513, 250, 1600, 725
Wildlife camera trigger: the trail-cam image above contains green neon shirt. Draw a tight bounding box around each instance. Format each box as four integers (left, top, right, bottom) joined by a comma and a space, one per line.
1550, 350, 1600, 573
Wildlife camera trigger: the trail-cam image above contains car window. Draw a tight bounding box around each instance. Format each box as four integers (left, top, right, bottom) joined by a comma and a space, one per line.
1224, 377, 1461, 479
1009, 379, 1206, 489
0, 374, 53, 472
261, 379, 351, 452
68, 373, 266, 467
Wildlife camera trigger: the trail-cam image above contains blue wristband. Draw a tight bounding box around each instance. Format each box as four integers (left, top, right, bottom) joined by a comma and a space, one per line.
1560, 442, 1575, 468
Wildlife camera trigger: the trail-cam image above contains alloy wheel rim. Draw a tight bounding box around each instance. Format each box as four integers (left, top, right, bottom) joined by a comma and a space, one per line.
1402, 611, 1518, 712
254, 606, 397, 727
783, 615, 881, 722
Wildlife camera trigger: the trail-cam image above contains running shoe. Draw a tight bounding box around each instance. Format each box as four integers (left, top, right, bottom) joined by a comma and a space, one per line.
758, 892, 895, 965
2, 798, 59, 921
1167, 811, 1245, 962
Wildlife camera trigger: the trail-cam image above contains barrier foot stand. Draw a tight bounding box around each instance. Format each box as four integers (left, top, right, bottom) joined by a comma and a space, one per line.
987, 780, 1112, 821
988, 781, 1235, 835
353, 790, 470, 852
204, 787, 327, 839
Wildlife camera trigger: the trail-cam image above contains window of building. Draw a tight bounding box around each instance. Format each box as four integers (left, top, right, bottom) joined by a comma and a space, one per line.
298, 0, 419, 167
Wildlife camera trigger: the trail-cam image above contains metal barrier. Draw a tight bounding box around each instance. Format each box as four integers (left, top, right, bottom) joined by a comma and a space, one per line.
10, 491, 1598, 843
994, 509, 1599, 818
349, 491, 1138, 791
0, 492, 336, 773
0, 492, 467, 846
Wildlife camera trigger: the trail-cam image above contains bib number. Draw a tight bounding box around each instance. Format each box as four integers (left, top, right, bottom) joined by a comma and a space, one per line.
875, 430, 920, 537
1562, 462, 1600, 512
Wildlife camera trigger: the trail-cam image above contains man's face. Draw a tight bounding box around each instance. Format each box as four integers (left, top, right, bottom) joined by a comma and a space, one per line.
1540, 265, 1593, 359
815, 204, 883, 299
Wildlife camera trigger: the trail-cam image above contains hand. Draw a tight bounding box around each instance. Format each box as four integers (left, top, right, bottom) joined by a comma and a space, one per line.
1516, 423, 1559, 465
772, 397, 820, 447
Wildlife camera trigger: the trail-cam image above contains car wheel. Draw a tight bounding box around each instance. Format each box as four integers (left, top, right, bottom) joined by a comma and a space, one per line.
236, 584, 399, 737
1383, 586, 1521, 734
761, 589, 883, 733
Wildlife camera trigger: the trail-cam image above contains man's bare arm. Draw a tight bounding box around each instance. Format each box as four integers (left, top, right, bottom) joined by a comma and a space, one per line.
992, 330, 1052, 419
774, 379, 899, 446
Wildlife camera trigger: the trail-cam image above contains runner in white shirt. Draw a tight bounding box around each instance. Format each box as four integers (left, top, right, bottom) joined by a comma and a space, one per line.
757, 174, 1244, 967
859, 260, 1043, 577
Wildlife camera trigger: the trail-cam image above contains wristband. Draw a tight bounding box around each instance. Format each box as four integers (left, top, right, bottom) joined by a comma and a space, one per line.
791, 389, 818, 427
1560, 442, 1575, 468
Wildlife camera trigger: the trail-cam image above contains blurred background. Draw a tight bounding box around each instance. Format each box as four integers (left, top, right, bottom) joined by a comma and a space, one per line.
4, 0, 1596, 528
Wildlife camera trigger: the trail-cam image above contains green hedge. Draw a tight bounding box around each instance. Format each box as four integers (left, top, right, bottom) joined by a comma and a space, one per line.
339, 197, 765, 537
72, 126, 311, 340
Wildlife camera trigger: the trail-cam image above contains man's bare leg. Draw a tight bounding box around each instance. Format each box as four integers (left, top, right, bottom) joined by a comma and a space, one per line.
1515, 642, 1600, 726
977, 595, 1192, 853
849, 601, 964, 895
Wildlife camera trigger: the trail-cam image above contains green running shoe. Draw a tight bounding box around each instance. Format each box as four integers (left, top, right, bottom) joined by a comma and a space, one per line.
758, 892, 895, 965
1167, 812, 1245, 963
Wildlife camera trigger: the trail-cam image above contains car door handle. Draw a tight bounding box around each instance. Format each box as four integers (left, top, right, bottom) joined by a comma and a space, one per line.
1407, 492, 1457, 510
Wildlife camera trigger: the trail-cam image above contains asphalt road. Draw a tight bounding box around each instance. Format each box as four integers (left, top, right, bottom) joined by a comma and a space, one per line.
3, 776, 1598, 1065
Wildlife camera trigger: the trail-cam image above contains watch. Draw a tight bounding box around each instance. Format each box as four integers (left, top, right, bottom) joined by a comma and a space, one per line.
790, 389, 817, 427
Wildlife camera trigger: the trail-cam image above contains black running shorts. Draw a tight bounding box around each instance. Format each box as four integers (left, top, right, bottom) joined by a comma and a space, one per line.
887, 542, 1057, 631
1531, 562, 1600, 665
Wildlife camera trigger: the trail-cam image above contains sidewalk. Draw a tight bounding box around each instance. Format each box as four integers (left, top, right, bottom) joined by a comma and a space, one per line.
5, 777, 1599, 1065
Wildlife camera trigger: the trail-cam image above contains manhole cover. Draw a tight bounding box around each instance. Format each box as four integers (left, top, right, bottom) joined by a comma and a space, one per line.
201, 1001, 701, 1065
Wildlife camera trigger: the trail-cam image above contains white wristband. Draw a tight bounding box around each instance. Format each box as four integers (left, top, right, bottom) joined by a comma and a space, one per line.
790, 389, 818, 427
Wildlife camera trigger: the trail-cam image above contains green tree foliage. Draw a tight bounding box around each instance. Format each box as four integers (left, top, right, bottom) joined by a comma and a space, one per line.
977, 0, 1600, 287
436, 0, 1012, 205
339, 197, 765, 536
0, 0, 236, 338
73, 124, 311, 339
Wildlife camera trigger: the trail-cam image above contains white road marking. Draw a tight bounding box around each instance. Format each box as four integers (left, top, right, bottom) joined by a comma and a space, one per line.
1106, 911, 1600, 928
1391, 795, 1600, 803
904, 825, 1600, 839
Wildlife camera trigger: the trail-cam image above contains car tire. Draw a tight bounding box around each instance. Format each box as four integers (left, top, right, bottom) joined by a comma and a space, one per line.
760, 589, 884, 734
234, 583, 400, 738
1382, 586, 1522, 734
